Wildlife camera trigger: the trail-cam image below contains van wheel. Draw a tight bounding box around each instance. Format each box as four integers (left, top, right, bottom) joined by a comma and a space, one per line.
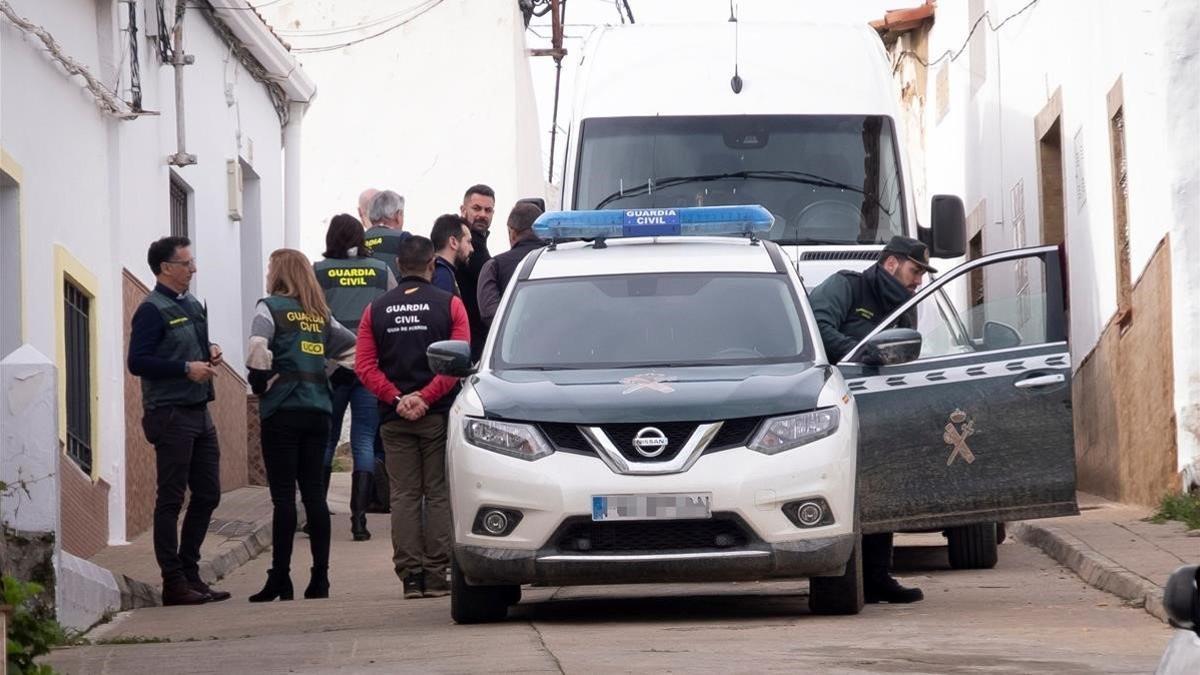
450, 558, 513, 624
946, 522, 999, 569
809, 534, 864, 616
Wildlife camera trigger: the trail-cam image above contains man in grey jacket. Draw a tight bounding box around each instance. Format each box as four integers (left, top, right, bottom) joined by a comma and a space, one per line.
477, 202, 546, 326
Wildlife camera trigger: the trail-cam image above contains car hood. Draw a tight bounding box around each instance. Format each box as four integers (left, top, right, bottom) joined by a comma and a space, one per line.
471, 362, 831, 424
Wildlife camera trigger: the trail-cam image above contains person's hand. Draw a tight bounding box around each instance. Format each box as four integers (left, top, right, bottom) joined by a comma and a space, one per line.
396, 394, 428, 421
186, 361, 217, 383
209, 344, 224, 368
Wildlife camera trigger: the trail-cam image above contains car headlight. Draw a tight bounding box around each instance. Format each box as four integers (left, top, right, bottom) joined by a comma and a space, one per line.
463, 418, 554, 461
748, 408, 840, 455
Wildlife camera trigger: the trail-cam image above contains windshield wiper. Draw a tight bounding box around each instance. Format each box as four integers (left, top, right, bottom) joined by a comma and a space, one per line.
592, 170, 894, 215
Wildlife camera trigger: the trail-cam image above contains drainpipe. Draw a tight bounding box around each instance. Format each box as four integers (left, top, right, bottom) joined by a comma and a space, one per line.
282, 101, 305, 248
168, 1, 196, 167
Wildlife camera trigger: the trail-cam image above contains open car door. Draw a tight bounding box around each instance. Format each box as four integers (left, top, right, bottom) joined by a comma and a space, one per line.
837, 245, 1077, 535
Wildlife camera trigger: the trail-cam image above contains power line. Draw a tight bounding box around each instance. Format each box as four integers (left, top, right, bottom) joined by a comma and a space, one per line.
621, 0, 634, 24
290, 0, 445, 54
891, 0, 1039, 72
276, 1, 439, 37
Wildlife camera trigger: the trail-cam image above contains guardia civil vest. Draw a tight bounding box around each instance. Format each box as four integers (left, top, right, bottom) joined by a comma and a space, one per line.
139, 291, 214, 410
313, 256, 389, 331
258, 295, 332, 419
363, 227, 411, 280
366, 277, 456, 418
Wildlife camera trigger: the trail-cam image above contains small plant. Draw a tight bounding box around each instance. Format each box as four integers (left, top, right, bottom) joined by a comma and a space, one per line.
1148, 491, 1200, 531
92, 635, 172, 646
4, 575, 64, 675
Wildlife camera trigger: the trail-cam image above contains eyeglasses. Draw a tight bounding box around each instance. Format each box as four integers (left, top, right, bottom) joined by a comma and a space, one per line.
164, 258, 197, 269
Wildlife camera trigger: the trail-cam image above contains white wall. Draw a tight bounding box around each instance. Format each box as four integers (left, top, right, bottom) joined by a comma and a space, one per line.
260, 0, 546, 257
1, 0, 292, 543
920, 0, 1199, 480
921, 0, 1177, 363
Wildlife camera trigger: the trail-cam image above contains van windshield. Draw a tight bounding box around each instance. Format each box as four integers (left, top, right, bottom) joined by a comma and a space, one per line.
493, 273, 813, 370
574, 115, 906, 245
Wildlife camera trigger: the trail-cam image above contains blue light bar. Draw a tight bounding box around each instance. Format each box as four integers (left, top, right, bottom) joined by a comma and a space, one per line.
532, 205, 774, 240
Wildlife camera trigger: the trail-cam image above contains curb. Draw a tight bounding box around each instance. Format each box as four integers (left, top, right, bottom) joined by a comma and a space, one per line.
1011, 520, 1167, 624
110, 517, 273, 611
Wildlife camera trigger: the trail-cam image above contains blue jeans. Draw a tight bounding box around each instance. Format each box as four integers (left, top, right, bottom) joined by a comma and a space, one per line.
325, 379, 380, 472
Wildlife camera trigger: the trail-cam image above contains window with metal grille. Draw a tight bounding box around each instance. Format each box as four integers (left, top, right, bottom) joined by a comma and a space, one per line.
169, 175, 189, 239
64, 280, 93, 473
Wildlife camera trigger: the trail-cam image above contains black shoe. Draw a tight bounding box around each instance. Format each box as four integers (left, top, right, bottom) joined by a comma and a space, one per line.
422, 571, 449, 598
188, 579, 231, 603
402, 572, 424, 599
162, 580, 208, 606
865, 576, 924, 604
248, 569, 294, 602
304, 567, 329, 599
350, 471, 373, 542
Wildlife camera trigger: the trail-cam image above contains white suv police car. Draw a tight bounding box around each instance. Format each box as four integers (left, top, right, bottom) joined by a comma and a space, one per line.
427, 206, 876, 623
429, 205, 1080, 624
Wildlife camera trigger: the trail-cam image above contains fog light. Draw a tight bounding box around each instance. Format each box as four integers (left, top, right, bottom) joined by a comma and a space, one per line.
782, 498, 834, 529
471, 507, 523, 537
483, 510, 509, 535
796, 502, 824, 527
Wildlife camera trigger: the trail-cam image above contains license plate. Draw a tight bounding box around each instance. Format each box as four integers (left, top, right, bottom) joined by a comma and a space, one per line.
591, 493, 712, 521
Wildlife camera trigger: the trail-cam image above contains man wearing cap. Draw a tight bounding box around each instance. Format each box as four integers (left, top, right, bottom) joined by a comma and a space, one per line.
476, 201, 546, 326
808, 235, 937, 604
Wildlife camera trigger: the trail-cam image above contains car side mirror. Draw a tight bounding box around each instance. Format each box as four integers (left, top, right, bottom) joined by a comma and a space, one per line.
983, 321, 1022, 350
1164, 564, 1199, 634
427, 340, 476, 377
922, 194, 967, 259
856, 328, 922, 366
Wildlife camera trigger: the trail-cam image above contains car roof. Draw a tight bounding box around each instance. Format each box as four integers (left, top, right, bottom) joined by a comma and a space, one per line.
526, 237, 779, 280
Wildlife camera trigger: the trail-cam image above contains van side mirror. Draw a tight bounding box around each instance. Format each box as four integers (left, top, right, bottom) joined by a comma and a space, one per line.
923, 194, 967, 259
427, 340, 476, 377
853, 328, 922, 366
1163, 564, 1199, 634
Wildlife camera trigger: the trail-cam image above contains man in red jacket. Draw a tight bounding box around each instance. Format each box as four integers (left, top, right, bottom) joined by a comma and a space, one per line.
355, 235, 470, 599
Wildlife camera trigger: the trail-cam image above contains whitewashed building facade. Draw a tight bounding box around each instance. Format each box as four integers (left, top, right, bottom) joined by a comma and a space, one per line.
0, 0, 313, 629
877, 0, 1199, 505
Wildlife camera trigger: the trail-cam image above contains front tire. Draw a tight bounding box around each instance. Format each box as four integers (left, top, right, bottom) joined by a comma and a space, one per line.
809, 534, 864, 616
946, 522, 999, 569
450, 557, 514, 624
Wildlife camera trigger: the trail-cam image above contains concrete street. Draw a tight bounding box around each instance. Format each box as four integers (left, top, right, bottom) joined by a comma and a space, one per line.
47, 499, 1173, 674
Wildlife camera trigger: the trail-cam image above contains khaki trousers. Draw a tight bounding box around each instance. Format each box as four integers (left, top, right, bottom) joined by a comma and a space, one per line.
380, 414, 451, 579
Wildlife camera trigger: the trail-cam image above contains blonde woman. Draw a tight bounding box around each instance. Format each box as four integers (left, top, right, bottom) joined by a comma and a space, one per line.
245, 249, 355, 602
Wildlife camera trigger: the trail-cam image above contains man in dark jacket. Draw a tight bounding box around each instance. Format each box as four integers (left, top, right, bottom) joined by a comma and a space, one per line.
430, 214, 473, 296
477, 202, 545, 325
127, 236, 231, 605
454, 184, 496, 361
808, 235, 935, 604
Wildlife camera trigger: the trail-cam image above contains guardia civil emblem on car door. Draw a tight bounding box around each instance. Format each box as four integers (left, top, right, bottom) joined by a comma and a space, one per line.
943, 409, 976, 466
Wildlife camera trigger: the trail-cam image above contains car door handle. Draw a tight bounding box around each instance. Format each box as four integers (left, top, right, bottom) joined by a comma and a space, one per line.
1014, 374, 1065, 389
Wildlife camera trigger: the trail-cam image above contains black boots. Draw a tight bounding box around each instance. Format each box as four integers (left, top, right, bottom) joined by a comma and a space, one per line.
248, 569, 294, 602
304, 566, 330, 599
864, 575, 924, 604
350, 470, 373, 542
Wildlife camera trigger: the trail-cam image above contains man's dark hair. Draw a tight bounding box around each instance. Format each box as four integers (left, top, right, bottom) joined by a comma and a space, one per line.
507, 202, 542, 237
323, 213, 367, 259
430, 214, 469, 251
148, 236, 190, 275
397, 235, 435, 277
463, 184, 495, 202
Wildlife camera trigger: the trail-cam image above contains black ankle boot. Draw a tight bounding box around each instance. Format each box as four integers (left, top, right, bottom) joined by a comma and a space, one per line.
350, 471, 372, 542
304, 566, 330, 599
248, 569, 294, 602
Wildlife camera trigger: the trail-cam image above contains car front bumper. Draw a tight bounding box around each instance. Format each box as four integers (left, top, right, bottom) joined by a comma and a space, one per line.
455, 532, 857, 586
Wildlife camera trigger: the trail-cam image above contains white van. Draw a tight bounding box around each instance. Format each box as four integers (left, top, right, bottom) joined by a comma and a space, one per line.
558, 20, 967, 286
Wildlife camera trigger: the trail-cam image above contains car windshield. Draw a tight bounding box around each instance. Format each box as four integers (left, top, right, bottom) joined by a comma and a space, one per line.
574, 115, 906, 245
493, 273, 813, 370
